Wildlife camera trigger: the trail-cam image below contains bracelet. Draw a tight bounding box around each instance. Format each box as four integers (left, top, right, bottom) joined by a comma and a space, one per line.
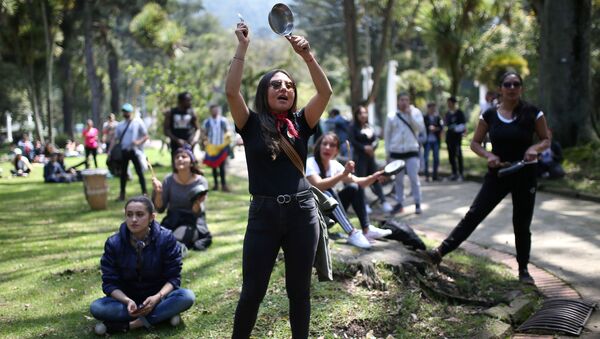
233, 56, 244, 62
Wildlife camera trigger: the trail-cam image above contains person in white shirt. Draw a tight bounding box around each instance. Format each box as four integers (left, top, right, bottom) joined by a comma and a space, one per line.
384, 93, 426, 214
306, 132, 392, 249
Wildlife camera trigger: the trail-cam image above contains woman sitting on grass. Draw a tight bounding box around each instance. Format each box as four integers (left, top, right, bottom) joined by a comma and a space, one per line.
90, 196, 195, 335
152, 146, 212, 251
306, 132, 391, 249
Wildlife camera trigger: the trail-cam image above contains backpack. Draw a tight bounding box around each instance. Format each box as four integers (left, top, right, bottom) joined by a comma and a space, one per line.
381, 219, 426, 250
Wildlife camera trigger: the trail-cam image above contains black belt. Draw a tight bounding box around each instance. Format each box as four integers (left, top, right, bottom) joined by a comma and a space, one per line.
252, 189, 312, 205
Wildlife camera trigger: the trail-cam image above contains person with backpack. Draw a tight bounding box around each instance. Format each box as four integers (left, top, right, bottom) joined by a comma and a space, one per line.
384, 92, 426, 215
151, 146, 212, 251
108, 103, 149, 201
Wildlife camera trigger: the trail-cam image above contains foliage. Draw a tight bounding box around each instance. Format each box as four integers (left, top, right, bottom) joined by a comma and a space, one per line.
129, 3, 185, 56
478, 50, 529, 89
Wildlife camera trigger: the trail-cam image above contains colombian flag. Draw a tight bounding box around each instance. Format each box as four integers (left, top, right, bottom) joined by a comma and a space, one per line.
203, 134, 231, 168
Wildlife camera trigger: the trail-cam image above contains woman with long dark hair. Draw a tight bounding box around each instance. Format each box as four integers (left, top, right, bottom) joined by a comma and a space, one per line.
152, 146, 212, 251
225, 21, 332, 338
424, 72, 550, 285
307, 132, 390, 249
349, 104, 392, 213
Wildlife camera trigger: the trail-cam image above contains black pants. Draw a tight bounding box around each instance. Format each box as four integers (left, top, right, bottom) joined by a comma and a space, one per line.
232, 190, 319, 339
439, 167, 537, 269
354, 153, 385, 203
446, 137, 463, 176
120, 149, 147, 196
212, 162, 227, 188
84, 146, 98, 168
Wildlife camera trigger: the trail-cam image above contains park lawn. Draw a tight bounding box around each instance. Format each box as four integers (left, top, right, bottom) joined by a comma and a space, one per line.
1, 147, 530, 338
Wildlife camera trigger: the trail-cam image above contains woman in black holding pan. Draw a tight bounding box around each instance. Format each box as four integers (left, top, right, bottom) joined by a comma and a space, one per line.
425, 71, 550, 285
225, 20, 332, 338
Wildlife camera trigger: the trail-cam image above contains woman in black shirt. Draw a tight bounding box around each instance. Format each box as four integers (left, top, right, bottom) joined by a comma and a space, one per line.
225, 22, 332, 338
349, 104, 392, 213
425, 72, 550, 285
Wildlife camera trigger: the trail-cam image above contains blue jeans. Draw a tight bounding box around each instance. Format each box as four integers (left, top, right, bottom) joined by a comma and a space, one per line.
90, 288, 195, 326
424, 140, 440, 179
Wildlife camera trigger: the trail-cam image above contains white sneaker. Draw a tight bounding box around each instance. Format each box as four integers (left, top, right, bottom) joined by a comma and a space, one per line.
170, 314, 181, 326
365, 225, 392, 239
365, 204, 373, 214
347, 230, 371, 249
381, 202, 393, 213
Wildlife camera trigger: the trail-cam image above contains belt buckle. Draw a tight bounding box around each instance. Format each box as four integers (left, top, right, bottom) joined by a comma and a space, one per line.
276, 194, 291, 204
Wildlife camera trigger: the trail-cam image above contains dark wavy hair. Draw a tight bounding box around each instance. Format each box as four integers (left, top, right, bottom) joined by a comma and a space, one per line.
498, 71, 530, 123
313, 132, 340, 178
254, 69, 298, 160
125, 195, 156, 214
352, 103, 368, 127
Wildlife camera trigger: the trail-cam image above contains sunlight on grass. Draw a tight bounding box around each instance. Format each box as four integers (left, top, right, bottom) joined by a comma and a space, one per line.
0, 147, 529, 338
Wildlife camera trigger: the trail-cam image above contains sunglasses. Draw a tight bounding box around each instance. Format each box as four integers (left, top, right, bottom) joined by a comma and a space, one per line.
270, 80, 295, 90
502, 81, 522, 89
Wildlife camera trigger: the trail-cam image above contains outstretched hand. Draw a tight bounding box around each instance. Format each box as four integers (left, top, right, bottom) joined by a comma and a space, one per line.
235, 22, 250, 45
286, 35, 311, 57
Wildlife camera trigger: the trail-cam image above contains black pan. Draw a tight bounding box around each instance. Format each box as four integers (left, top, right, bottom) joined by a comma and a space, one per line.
498, 160, 537, 178
383, 160, 406, 176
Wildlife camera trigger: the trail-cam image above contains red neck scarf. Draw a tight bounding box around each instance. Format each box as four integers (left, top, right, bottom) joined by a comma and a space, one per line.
271, 111, 299, 139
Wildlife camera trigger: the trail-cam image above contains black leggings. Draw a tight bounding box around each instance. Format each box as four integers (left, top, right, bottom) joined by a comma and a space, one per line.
120, 149, 147, 196
84, 146, 98, 168
439, 167, 537, 269
232, 191, 319, 339
446, 137, 463, 176
327, 183, 370, 230
354, 153, 385, 202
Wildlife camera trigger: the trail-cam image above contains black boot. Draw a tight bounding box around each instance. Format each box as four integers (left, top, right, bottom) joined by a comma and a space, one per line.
519, 268, 535, 285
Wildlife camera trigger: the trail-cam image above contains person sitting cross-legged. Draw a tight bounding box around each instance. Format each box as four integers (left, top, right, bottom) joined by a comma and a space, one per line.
306, 132, 391, 249
90, 196, 195, 335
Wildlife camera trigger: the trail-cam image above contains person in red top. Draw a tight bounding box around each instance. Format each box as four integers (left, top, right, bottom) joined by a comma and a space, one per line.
83, 119, 99, 168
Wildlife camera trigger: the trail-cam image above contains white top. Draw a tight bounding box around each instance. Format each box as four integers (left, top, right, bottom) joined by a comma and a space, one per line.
306, 157, 344, 178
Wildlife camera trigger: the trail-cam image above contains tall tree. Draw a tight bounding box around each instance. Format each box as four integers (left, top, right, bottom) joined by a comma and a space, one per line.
58, 0, 80, 138
82, 0, 103, 125
534, 0, 593, 146
41, 0, 55, 143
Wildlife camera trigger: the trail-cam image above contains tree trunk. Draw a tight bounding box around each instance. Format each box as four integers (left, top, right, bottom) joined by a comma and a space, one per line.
365, 0, 395, 107
41, 0, 54, 143
538, 0, 592, 147
83, 0, 103, 126
105, 35, 120, 115
343, 0, 360, 111
27, 67, 45, 143
58, 2, 79, 138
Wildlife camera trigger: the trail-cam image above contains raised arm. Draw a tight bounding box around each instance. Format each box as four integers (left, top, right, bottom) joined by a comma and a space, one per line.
287, 36, 332, 128
225, 23, 251, 130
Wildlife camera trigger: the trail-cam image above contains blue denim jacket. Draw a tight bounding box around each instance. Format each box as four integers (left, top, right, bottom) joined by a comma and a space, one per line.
100, 220, 182, 303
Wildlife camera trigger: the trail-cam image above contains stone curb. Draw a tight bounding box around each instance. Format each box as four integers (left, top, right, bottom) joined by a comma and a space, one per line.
416, 227, 581, 300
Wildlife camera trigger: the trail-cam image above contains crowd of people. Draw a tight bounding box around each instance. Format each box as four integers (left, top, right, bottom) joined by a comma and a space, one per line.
2, 20, 564, 338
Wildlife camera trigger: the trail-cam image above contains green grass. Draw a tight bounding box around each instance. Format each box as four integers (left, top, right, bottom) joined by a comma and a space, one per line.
0, 147, 534, 338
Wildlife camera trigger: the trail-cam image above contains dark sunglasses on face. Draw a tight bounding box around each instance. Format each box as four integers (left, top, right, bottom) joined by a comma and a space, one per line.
270, 80, 295, 90
502, 81, 522, 89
